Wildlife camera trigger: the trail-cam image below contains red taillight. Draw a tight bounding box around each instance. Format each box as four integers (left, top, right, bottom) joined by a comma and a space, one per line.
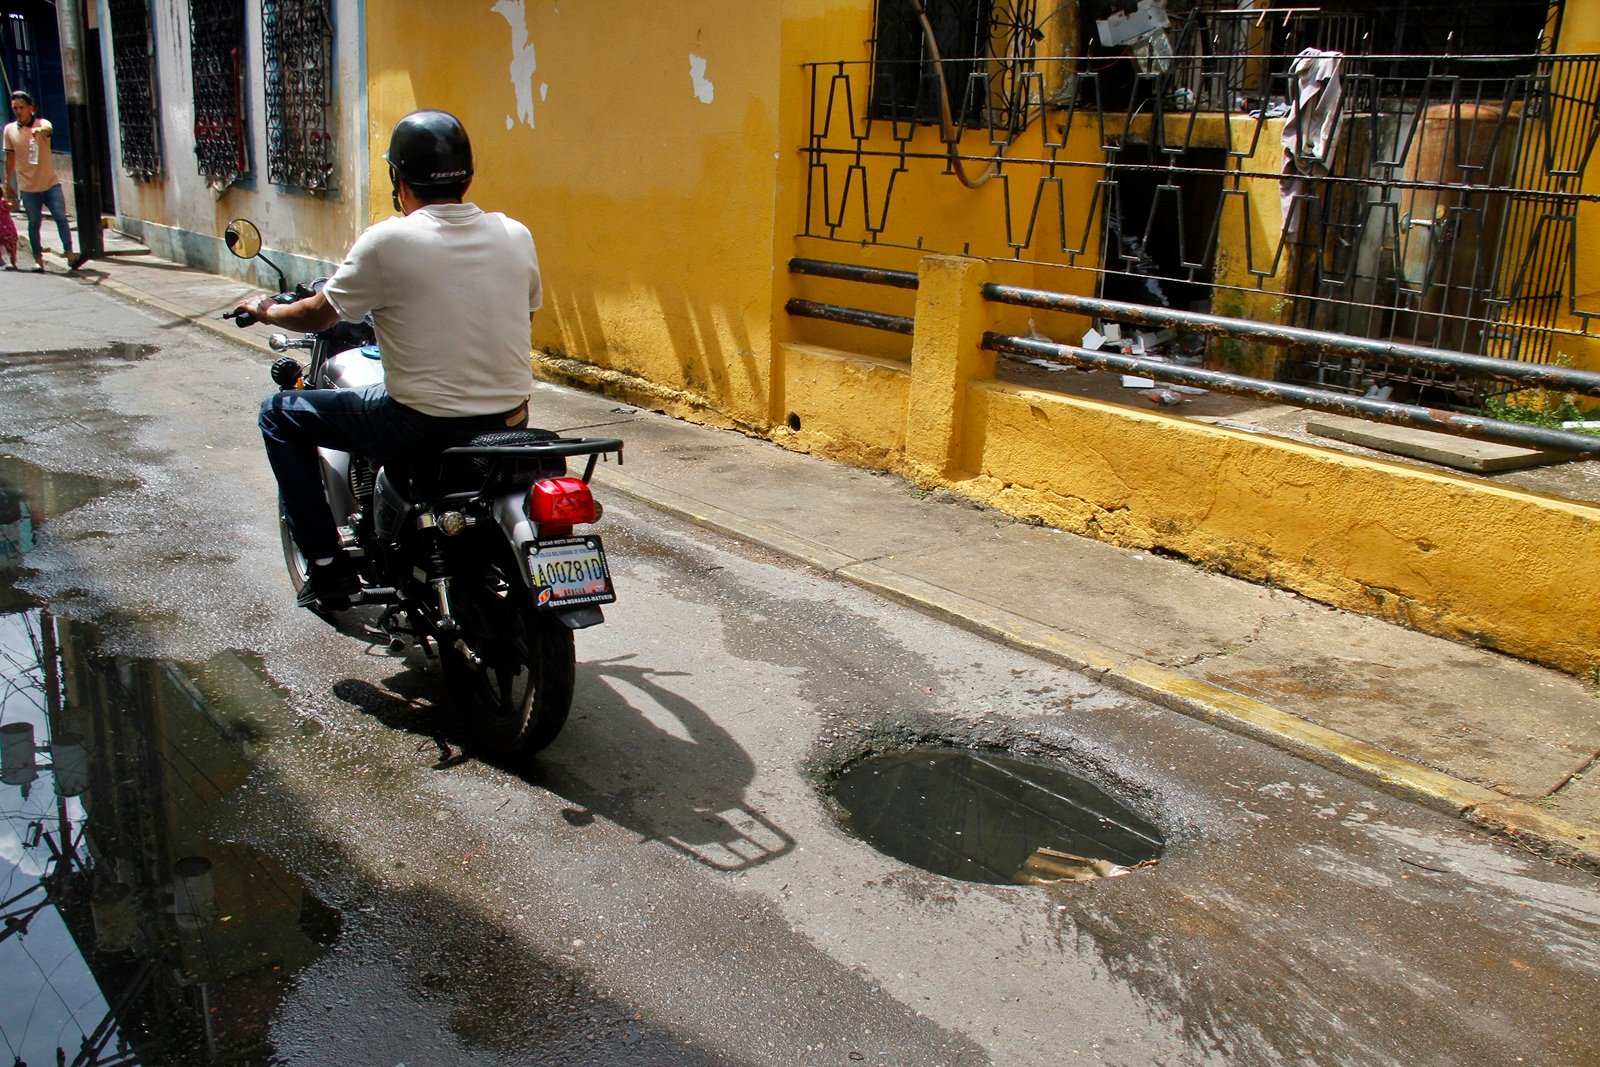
528, 476, 599, 526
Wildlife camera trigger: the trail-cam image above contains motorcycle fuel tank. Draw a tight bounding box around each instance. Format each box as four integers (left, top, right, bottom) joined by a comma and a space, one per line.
324, 345, 385, 390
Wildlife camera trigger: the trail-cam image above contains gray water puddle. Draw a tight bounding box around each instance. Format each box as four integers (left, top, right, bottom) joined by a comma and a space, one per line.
0, 341, 158, 363
831, 746, 1165, 885
0, 454, 337, 1066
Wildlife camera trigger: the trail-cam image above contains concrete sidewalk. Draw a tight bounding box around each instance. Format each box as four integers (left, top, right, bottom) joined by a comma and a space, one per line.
61, 231, 1600, 870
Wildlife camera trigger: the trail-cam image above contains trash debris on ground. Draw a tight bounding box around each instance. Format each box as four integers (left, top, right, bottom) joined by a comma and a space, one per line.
1017, 846, 1159, 884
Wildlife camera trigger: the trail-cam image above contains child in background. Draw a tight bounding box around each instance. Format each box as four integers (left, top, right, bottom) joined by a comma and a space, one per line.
0, 192, 17, 270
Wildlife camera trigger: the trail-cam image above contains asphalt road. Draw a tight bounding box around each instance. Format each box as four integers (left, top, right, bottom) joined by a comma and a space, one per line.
0, 276, 1596, 1067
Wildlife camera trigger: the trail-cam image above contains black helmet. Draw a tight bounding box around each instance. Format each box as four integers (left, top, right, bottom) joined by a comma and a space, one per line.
384, 109, 473, 189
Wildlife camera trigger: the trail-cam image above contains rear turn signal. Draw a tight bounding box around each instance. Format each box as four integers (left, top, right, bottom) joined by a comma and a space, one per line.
529, 476, 601, 527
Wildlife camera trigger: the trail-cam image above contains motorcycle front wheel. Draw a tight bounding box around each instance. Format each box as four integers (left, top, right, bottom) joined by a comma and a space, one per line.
279, 501, 312, 600
440, 535, 575, 757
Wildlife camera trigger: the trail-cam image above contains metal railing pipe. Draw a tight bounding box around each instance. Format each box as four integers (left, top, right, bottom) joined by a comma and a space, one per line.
785, 299, 914, 335
789, 258, 920, 289
983, 284, 1600, 398
983, 332, 1600, 457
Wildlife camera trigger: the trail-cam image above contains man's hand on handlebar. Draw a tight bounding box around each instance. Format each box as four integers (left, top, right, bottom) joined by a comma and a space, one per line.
226, 288, 343, 334
225, 292, 295, 329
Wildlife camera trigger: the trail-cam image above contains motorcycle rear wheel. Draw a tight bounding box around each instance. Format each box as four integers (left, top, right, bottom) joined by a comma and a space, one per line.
441, 536, 575, 756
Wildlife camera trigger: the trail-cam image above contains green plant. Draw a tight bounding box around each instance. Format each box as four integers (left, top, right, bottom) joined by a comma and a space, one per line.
1482, 393, 1600, 435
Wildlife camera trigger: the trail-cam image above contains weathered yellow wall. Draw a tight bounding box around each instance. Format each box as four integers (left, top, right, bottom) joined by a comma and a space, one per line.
365, 0, 796, 428
961, 382, 1600, 673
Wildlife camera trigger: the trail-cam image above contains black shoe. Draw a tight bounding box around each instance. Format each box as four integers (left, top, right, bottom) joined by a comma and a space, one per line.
296, 554, 361, 610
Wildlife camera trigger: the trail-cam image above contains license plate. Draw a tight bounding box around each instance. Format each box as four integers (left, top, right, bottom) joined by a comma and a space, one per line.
526, 535, 615, 608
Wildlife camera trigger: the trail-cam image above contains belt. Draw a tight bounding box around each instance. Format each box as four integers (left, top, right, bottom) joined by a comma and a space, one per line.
500, 400, 529, 427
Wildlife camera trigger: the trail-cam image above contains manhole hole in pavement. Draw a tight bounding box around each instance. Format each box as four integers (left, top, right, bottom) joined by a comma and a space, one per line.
830, 747, 1164, 885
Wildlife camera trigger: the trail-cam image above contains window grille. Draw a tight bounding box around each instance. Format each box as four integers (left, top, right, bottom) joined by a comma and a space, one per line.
109, 0, 161, 179
870, 0, 1042, 129
189, 0, 247, 189
3, 13, 40, 98
262, 0, 334, 191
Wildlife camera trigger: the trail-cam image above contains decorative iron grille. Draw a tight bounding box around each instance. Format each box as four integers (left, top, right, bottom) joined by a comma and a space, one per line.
870, 0, 1043, 130
109, 0, 161, 179
189, 0, 247, 189
262, 0, 334, 191
807, 3, 1595, 403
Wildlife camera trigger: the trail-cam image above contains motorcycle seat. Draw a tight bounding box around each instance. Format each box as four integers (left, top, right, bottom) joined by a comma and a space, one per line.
395, 428, 568, 500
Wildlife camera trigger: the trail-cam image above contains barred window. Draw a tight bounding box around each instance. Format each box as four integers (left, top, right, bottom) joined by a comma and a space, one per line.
870, 0, 1041, 128
262, 0, 334, 192
189, 0, 248, 189
109, 0, 161, 179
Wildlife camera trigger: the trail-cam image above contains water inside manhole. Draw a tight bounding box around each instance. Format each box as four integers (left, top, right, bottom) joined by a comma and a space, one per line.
831, 746, 1164, 885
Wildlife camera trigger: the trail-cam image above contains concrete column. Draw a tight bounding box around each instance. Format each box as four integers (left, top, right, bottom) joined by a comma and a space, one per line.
905, 255, 996, 478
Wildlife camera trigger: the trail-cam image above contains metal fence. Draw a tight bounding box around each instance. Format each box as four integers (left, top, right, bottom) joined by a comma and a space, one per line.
801, 45, 1600, 404
785, 256, 1600, 457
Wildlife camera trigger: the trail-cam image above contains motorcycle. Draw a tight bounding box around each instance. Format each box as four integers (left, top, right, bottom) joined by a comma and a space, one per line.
221, 219, 622, 758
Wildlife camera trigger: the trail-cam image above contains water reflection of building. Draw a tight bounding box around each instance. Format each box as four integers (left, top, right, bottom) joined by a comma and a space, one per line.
1, 610, 338, 1065
0, 481, 37, 577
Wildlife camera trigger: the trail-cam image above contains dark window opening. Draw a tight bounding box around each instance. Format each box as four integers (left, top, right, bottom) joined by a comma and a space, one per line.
1100, 144, 1224, 313
870, 0, 1042, 128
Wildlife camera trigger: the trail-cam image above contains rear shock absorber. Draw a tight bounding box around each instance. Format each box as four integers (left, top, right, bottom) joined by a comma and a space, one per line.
418, 511, 480, 669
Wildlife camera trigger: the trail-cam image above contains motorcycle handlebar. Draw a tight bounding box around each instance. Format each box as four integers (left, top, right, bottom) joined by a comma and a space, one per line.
222, 290, 300, 329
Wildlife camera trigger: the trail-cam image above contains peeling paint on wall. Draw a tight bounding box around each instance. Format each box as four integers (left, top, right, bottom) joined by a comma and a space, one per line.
689, 53, 714, 104
493, 0, 539, 128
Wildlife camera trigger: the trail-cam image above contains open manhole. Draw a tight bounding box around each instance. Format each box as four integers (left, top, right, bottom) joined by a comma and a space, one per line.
831, 746, 1164, 885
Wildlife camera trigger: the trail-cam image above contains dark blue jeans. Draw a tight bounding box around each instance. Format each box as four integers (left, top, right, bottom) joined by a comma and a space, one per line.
259, 383, 525, 559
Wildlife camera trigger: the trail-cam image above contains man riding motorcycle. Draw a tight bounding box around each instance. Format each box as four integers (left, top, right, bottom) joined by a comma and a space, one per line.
233, 109, 542, 610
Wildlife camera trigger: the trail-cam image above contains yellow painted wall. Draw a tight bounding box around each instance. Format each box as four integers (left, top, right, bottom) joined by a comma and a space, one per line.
961, 382, 1600, 673
365, 0, 803, 428
1553, 7, 1600, 375
777, 254, 1600, 675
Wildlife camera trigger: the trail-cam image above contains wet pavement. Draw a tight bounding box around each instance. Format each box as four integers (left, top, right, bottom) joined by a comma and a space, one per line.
0, 456, 739, 1067
1, 253, 1599, 1067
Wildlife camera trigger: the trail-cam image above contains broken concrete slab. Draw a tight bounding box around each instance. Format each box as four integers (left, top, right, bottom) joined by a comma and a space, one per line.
1306, 413, 1569, 472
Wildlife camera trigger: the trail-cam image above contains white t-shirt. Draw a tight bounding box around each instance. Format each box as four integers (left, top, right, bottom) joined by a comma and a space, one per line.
323, 203, 540, 417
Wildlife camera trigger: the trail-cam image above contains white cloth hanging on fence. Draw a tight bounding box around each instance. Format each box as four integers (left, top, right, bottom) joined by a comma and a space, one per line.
1280, 48, 1346, 238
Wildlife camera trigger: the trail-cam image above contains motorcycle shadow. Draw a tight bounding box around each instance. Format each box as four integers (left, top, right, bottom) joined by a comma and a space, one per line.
535, 654, 796, 874
328, 651, 795, 874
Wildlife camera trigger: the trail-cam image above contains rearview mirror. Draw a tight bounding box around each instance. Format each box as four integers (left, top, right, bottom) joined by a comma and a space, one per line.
223, 219, 263, 260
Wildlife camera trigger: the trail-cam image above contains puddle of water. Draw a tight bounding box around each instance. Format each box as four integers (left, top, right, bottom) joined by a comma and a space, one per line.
1, 452, 129, 574
0, 460, 335, 1065
0, 341, 158, 362
831, 747, 1164, 885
